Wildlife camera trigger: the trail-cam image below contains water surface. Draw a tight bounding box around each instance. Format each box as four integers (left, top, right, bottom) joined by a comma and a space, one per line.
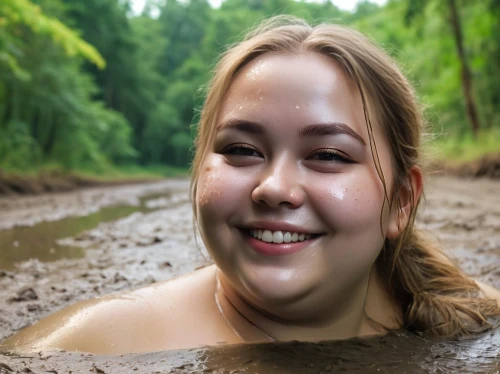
2, 329, 499, 373
0, 193, 168, 270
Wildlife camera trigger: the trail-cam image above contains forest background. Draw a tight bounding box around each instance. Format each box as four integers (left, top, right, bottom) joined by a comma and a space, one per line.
1, 0, 499, 183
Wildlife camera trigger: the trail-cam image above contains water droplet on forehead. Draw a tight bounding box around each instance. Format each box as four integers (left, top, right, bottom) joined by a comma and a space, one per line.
246, 59, 266, 81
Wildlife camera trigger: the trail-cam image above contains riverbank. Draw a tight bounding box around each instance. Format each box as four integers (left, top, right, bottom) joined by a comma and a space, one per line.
433, 153, 500, 179
0, 166, 189, 195
428, 129, 500, 179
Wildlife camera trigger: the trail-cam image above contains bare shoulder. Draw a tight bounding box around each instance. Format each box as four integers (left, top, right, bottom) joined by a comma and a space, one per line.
1, 265, 222, 354
475, 280, 500, 306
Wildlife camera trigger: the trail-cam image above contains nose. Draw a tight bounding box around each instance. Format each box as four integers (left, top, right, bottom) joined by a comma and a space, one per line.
251, 158, 305, 209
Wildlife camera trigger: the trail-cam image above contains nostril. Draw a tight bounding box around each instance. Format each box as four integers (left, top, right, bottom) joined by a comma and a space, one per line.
252, 179, 305, 209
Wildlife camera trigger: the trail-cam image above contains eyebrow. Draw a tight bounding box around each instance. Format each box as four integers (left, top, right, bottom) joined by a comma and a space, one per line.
216, 119, 265, 134
217, 119, 366, 145
299, 123, 366, 145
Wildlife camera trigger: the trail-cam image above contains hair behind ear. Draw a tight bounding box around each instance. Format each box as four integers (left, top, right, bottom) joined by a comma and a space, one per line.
380, 229, 499, 337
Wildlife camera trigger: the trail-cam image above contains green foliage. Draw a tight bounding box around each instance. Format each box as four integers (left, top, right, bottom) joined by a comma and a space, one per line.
1, 0, 499, 178
429, 128, 500, 163
0, 120, 41, 169
0, 0, 104, 70
0, 0, 136, 174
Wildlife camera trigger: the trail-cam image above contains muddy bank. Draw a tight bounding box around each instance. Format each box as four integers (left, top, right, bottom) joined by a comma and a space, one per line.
435, 153, 500, 179
0, 175, 499, 373
0, 170, 166, 196
0, 179, 189, 231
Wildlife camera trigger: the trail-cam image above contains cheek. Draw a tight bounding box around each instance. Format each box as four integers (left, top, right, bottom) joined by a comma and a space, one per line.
198, 165, 224, 208
308, 175, 389, 287
196, 155, 257, 264
310, 173, 388, 234
196, 155, 255, 227
196, 159, 228, 237
196, 158, 228, 255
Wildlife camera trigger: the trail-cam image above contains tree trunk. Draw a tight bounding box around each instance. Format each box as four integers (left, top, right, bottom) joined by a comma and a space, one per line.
447, 0, 480, 136
44, 114, 59, 158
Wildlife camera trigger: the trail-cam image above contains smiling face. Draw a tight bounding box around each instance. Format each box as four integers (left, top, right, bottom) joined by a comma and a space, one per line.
196, 52, 399, 322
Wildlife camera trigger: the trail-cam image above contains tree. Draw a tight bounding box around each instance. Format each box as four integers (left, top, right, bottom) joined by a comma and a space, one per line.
405, 0, 481, 136
0, 0, 136, 171
0, 0, 104, 75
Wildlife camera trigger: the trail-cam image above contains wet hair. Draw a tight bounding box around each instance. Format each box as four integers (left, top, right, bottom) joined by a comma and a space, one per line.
190, 16, 499, 337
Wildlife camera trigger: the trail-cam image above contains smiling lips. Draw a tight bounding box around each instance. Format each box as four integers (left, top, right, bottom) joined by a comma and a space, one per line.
242, 228, 322, 256
251, 229, 311, 243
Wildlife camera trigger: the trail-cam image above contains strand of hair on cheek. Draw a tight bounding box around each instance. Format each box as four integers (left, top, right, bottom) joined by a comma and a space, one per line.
358, 83, 392, 238
328, 53, 391, 237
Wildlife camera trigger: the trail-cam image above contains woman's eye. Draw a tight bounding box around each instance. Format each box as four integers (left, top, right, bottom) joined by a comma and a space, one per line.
223, 145, 262, 157
309, 149, 352, 163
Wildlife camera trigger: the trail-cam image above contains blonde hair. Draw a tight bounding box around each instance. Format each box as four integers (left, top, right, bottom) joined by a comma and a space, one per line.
190, 16, 499, 337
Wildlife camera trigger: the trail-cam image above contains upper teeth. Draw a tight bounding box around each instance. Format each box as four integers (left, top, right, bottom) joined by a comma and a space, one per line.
250, 230, 311, 244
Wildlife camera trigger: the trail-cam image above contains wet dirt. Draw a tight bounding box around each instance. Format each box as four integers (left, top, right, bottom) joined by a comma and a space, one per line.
436, 153, 500, 179
0, 170, 165, 196
0, 175, 498, 373
0, 192, 178, 270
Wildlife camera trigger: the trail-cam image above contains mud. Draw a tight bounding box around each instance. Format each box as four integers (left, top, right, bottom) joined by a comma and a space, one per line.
0, 179, 191, 231
0, 170, 167, 196
435, 153, 500, 179
0, 175, 499, 373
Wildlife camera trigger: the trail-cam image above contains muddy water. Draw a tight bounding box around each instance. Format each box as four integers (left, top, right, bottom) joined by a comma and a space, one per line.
0, 187, 189, 270
1, 329, 499, 373
0, 176, 499, 373
0, 202, 157, 270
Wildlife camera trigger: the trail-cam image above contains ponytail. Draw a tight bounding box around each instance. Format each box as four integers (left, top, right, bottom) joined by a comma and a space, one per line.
380, 229, 499, 337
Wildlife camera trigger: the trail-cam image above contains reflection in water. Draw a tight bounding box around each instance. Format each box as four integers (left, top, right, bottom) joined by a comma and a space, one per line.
0, 194, 165, 270
1, 329, 499, 373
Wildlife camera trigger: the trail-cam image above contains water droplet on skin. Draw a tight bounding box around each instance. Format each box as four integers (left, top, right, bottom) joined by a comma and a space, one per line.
332, 188, 347, 200
295, 105, 300, 109
238, 106, 243, 110
246, 60, 265, 81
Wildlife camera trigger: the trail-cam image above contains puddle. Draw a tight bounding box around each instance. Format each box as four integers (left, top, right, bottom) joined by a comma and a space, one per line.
0, 194, 168, 270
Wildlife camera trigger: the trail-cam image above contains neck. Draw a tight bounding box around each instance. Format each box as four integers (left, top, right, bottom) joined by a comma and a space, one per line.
215, 268, 382, 343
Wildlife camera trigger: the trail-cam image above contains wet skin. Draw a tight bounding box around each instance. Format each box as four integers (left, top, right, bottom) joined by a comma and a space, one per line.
196, 52, 408, 341
3, 52, 500, 354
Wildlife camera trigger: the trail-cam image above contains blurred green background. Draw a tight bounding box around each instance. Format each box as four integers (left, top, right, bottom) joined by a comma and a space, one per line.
1, 0, 499, 181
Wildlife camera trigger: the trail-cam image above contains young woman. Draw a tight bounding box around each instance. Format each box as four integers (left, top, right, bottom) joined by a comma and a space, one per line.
2, 16, 499, 355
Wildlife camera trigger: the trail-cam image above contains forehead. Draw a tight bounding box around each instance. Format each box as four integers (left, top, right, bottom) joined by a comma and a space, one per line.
219, 52, 367, 139
232, 52, 353, 96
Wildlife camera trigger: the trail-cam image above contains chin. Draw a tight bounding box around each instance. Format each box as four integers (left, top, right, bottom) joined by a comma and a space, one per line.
236, 261, 317, 307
